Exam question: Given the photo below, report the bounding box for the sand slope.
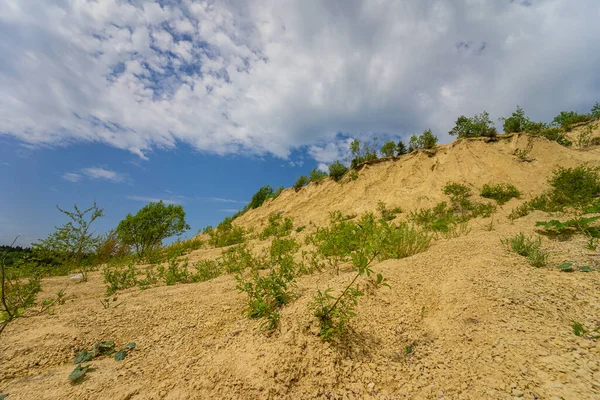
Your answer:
[1,133,600,399]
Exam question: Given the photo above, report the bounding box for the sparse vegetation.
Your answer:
[480,183,521,205]
[410,182,495,232]
[397,140,407,155]
[208,217,246,247]
[294,175,310,191]
[509,166,600,219]
[261,213,294,239]
[408,129,438,151]
[350,138,378,168]
[377,201,402,221]
[310,168,328,185]
[103,263,138,296]
[535,216,600,240]
[502,233,548,267]
[449,111,496,138]
[380,140,397,158]
[328,160,348,182]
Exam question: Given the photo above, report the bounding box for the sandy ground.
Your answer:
[1,132,600,399]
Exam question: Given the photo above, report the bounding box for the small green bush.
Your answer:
[480,183,521,205]
[449,111,496,138]
[219,244,263,273]
[260,213,294,239]
[380,141,397,158]
[313,286,362,342]
[592,102,600,120]
[310,168,328,185]
[208,217,246,247]
[552,111,591,131]
[249,185,274,209]
[293,175,310,191]
[103,263,138,296]
[410,182,495,232]
[350,139,379,168]
[328,161,348,182]
[502,233,548,267]
[157,257,192,285]
[509,166,600,219]
[193,259,222,282]
[376,201,402,221]
[235,262,296,330]
[408,129,438,151]
[501,106,531,133]
[535,216,600,239]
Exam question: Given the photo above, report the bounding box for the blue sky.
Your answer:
[1,0,600,245]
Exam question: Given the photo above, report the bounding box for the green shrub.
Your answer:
[157,257,192,285]
[501,106,531,133]
[294,175,310,191]
[249,185,274,209]
[410,182,495,231]
[1,245,42,334]
[535,216,600,239]
[502,233,548,267]
[261,213,294,239]
[449,111,496,138]
[536,126,572,146]
[208,217,246,247]
[480,183,521,205]
[509,166,600,219]
[310,168,328,185]
[193,259,222,282]
[350,139,379,168]
[219,244,263,273]
[103,263,138,296]
[116,201,189,258]
[235,261,296,330]
[162,238,203,261]
[376,200,402,221]
[408,129,438,151]
[552,111,591,131]
[380,141,397,158]
[328,161,348,182]
[313,286,362,342]
[379,222,432,259]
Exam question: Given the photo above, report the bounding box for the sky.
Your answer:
[1,0,600,245]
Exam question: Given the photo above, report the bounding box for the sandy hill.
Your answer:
[2,131,600,400]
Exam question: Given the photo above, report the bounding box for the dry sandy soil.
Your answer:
[2,131,600,399]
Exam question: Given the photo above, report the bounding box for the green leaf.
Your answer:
[376,273,383,285]
[92,340,115,356]
[114,350,128,361]
[124,342,136,350]
[68,364,91,382]
[74,350,93,364]
[556,263,574,272]
[579,266,594,272]
[0,394,8,400]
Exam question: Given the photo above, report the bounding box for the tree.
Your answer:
[449,111,496,138]
[408,129,438,151]
[328,161,348,182]
[349,138,378,168]
[249,185,274,209]
[33,202,104,280]
[500,106,530,133]
[380,141,397,158]
[397,140,407,155]
[116,201,190,257]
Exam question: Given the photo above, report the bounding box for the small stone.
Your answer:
[512,389,524,397]
[367,382,375,390]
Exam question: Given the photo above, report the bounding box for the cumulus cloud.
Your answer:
[1,0,599,163]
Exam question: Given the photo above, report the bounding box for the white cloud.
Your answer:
[82,167,127,182]
[126,195,178,205]
[220,209,240,213]
[0,162,9,166]
[1,1,599,164]
[62,172,82,183]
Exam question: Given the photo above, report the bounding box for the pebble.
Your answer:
[511,389,524,397]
